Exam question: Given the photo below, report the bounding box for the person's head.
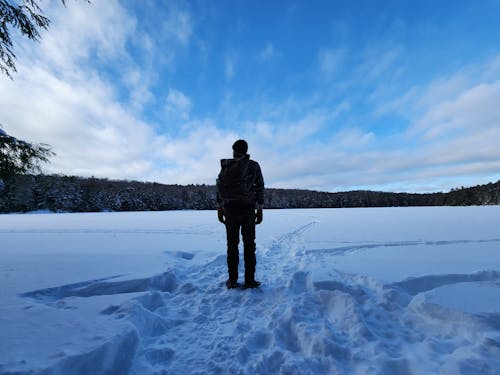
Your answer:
[232,139,248,157]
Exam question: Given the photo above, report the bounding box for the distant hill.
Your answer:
[0,174,499,213]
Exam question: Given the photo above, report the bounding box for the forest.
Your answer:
[1,174,499,213]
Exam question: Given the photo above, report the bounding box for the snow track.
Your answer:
[306,238,500,256]
[12,217,500,375]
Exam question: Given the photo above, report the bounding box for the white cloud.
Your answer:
[0,65,164,179]
[414,74,469,110]
[240,57,500,192]
[153,121,238,185]
[123,68,154,112]
[334,128,375,149]
[32,0,136,70]
[412,81,500,140]
[241,102,350,150]
[0,0,167,180]
[166,89,192,121]
[162,3,193,47]
[329,54,500,191]
[2,1,500,194]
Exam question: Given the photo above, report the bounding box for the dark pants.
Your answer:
[224,206,256,284]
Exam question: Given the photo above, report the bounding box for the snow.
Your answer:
[1,206,499,374]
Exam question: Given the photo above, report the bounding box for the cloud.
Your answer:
[0,0,165,180]
[0,62,169,177]
[32,0,136,70]
[239,55,500,192]
[412,81,500,139]
[162,4,193,47]
[333,128,375,150]
[2,1,500,194]
[153,121,238,184]
[123,68,154,112]
[166,89,192,121]
[328,54,499,191]
[240,101,350,150]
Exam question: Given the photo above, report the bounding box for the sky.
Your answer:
[1,0,500,193]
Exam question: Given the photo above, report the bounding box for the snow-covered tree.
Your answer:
[0,127,53,183]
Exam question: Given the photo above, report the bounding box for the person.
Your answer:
[216,139,264,289]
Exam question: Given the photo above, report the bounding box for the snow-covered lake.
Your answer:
[1,207,499,374]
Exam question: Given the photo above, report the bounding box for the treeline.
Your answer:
[0,174,499,213]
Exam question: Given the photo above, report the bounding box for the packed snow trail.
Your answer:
[16,220,500,375]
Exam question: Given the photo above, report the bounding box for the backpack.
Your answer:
[217,157,254,204]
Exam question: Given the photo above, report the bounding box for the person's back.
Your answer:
[216,140,264,289]
[218,155,263,208]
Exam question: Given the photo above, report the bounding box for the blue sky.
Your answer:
[1,0,500,192]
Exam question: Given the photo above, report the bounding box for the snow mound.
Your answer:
[389,270,500,295]
[39,328,139,375]
[22,271,177,302]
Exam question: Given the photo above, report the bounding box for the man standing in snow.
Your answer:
[216,140,264,289]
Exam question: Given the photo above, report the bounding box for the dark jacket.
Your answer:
[216,154,264,209]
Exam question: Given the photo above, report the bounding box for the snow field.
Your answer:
[1,207,500,374]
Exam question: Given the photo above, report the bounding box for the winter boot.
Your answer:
[226,280,241,289]
[242,280,261,290]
